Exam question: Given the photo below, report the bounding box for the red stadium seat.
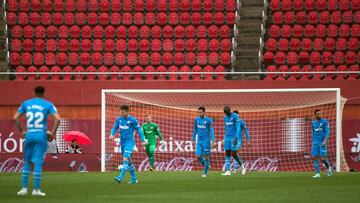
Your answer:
[299,51,310,64]
[197,25,207,38]
[81,39,91,52]
[156,66,167,80]
[288,65,301,80]
[93,26,104,39]
[270,0,280,11]
[180,12,191,25]
[99,13,109,26]
[169,12,179,25]
[128,26,139,39]
[263,52,274,64]
[127,53,138,66]
[209,39,220,52]
[69,39,80,52]
[304,25,315,38]
[6,12,16,25]
[355,11,360,24]
[92,52,103,66]
[192,0,202,12]
[185,25,196,38]
[316,0,327,10]
[143,66,155,80]
[23,39,33,52]
[226,0,236,11]
[209,52,219,66]
[310,52,321,65]
[300,65,312,80]
[203,12,213,25]
[226,12,236,25]
[179,65,190,80]
[201,65,213,80]
[349,65,360,80]
[33,39,44,52]
[266,38,277,52]
[56,52,67,66]
[80,52,91,66]
[315,24,327,38]
[174,52,186,66]
[30,12,41,25]
[334,51,344,65]
[215,65,225,80]
[319,11,330,24]
[175,26,185,38]
[58,25,68,38]
[87,12,98,25]
[27,66,37,80]
[343,11,353,24]
[45,53,56,66]
[97,66,108,81]
[139,52,149,66]
[324,38,336,51]
[62,66,73,80]
[145,13,156,25]
[324,65,336,80]
[84,66,96,81]
[20,0,30,12]
[68,52,79,66]
[110,0,121,12]
[157,12,167,26]
[116,39,126,52]
[221,39,231,52]
[274,52,286,65]
[284,11,295,25]
[264,65,277,80]
[276,65,289,81]
[337,65,348,80]
[151,39,161,52]
[64,12,75,26]
[220,52,231,66]
[269,25,281,38]
[304,0,315,10]
[282,0,292,11]
[23,26,34,39]
[65,0,76,12]
[135,0,144,12]
[151,53,161,66]
[321,51,333,65]
[331,11,341,25]
[50,66,61,80]
[21,52,32,66]
[180,0,191,11]
[11,39,21,52]
[110,13,121,25]
[313,38,324,51]
[197,52,207,66]
[122,13,133,26]
[7,0,18,12]
[73,66,84,80]
[308,11,318,24]
[117,26,127,39]
[151,26,161,39]
[104,39,115,52]
[192,65,202,80]
[340,0,350,10]
[348,38,359,51]
[76,12,86,25]
[70,25,81,39]
[336,38,347,51]
[46,39,56,52]
[281,25,292,38]
[93,39,103,52]
[168,66,179,80]
[345,51,357,65]
[123,0,133,12]
[115,53,126,66]
[185,52,196,66]
[220,25,231,38]
[272,12,283,25]
[163,25,173,38]
[104,52,115,66]
[174,39,185,52]
[121,66,132,80]
[134,13,144,25]
[296,11,306,24]
[301,38,312,51]
[286,52,298,65]
[133,66,144,80]
[105,26,116,39]
[208,25,218,38]
[351,24,360,37]
[162,52,173,66]
[278,38,289,51]
[197,39,207,52]
[109,65,120,80]
[139,39,150,52]
[163,39,174,52]
[191,12,202,25]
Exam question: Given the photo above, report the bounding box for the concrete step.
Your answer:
[239,7,263,17]
[236,50,259,57]
[236,43,259,49]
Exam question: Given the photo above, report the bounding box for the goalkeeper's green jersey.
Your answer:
[142,122,163,144]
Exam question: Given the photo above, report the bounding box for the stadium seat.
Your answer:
[186,52,196,66]
[139,26,150,39]
[310,52,321,65]
[168,66,179,80]
[56,52,67,66]
[93,26,104,39]
[272,12,283,25]
[348,38,359,51]
[151,53,161,66]
[97,65,107,81]
[157,12,167,26]
[316,0,327,10]
[84,66,96,81]
[343,11,353,24]
[351,24,360,37]
[276,65,288,81]
[299,51,310,64]
[220,52,231,66]
[301,65,312,80]
[264,65,277,80]
[27,66,37,80]
[174,39,185,52]
[62,66,73,80]
[220,25,231,38]
[288,65,301,80]
[282,0,292,11]
[208,25,218,38]
[108,65,119,80]
[331,11,342,25]
[30,12,41,25]
[163,25,173,38]
[21,52,32,67]
[209,39,220,52]
[99,13,109,26]
[117,26,127,39]
[274,52,286,65]
[10,39,21,52]
[7,0,18,12]
[128,26,139,39]
[156,66,167,80]
[23,39,33,52]
[203,65,214,80]
[284,11,295,24]
[133,66,143,80]
[270,0,280,11]
[209,52,219,66]
[139,39,150,52]
[123,13,133,26]
[169,12,179,25]
[203,12,213,25]
[192,0,202,12]
[127,53,137,66]
[76,12,86,25]
[104,39,115,52]
[308,11,318,24]
[174,26,185,38]
[313,65,324,80]
[69,25,80,39]
[324,38,336,51]
[139,52,149,66]
[319,11,330,24]
[345,51,357,64]
[313,38,324,51]
[105,26,116,39]
[269,25,281,38]
[151,39,161,52]
[337,65,348,80]
[287,52,298,65]
[349,65,360,80]
[301,38,312,51]
[180,12,191,25]
[192,65,202,80]
[333,51,344,65]
[321,51,333,65]
[80,52,91,66]
[336,38,347,51]
[74,66,85,80]
[122,66,132,80]
[104,52,115,66]
[134,13,144,25]
[92,52,103,66]
[81,39,92,52]
[145,13,156,25]
[197,25,207,38]
[263,52,274,64]
[115,53,126,66]
[69,39,80,52]
[278,38,289,51]
[23,26,34,39]
[64,13,75,26]
[281,25,291,38]
[179,65,191,80]
[50,66,61,80]
[215,65,225,80]
[65,0,76,12]
[180,0,191,11]
[144,66,155,80]
[191,12,202,25]
[68,52,79,66]
[151,26,161,39]
[324,65,336,80]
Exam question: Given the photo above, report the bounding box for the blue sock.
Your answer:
[234,161,239,170]
[128,163,137,180]
[199,156,205,166]
[225,156,231,171]
[118,160,129,180]
[314,159,320,174]
[21,161,31,188]
[33,163,43,189]
[204,159,210,175]
[323,159,330,169]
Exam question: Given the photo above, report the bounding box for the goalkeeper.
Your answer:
[142,114,165,171]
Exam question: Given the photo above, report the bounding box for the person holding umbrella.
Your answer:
[63,131,92,154]
[65,139,83,154]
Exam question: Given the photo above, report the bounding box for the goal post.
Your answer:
[101,89,346,173]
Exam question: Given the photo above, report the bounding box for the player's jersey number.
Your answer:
[26,112,44,129]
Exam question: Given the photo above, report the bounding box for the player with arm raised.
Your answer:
[232,110,250,175]
[142,114,165,171]
[109,105,147,184]
[311,109,332,178]
[15,86,61,196]
[192,107,215,177]
[221,106,244,176]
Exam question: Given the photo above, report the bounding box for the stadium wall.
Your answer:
[0,81,359,172]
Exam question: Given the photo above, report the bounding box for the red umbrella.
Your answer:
[63,131,92,145]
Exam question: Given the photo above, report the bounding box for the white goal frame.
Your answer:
[101,88,342,172]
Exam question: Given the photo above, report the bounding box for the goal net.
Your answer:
[101,89,346,172]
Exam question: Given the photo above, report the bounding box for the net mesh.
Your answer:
[103,90,343,172]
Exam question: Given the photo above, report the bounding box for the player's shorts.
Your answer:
[145,143,156,154]
[24,132,48,165]
[121,140,135,159]
[311,143,328,157]
[195,139,211,156]
[224,139,241,151]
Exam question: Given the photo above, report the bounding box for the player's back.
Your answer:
[195,116,212,140]
[19,97,56,133]
[224,113,239,139]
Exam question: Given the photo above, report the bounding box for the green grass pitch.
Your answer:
[0,172,359,203]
